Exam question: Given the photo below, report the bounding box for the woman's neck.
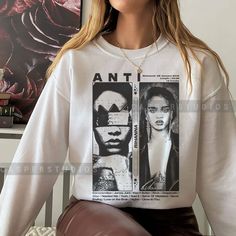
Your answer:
[104,2,160,49]
[149,128,170,144]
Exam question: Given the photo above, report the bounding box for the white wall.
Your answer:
[180,0,236,99]
[81,0,91,24]
[82,0,236,99]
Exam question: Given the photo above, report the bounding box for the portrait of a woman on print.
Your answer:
[93,82,133,191]
[139,83,179,191]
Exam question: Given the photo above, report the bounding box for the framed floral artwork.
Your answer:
[0,0,83,123]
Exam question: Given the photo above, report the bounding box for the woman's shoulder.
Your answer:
[62,40,97,58]
[53,39,99,70]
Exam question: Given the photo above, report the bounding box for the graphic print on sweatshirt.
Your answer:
[92,78,179,196]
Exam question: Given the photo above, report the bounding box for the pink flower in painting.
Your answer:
[0,0,40,16]
[0,0,81,123]
[56,0,81,15]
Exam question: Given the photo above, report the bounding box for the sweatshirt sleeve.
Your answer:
[197,63,236,235]
[0,53,71,236]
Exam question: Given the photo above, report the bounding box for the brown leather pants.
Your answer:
[56,196,202,236]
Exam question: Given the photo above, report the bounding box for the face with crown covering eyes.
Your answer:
[94,90,132,156]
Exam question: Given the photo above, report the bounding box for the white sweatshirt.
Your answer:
[0,33,235,236]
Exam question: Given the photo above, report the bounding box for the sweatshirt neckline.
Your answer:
[93,32,169,59]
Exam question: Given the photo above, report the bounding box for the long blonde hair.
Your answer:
[46,0,229,89]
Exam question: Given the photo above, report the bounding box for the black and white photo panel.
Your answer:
[139,82,179,191]
[93,82,133,191]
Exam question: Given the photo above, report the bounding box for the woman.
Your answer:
[139,85,179,191]
[0,0,235,236]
